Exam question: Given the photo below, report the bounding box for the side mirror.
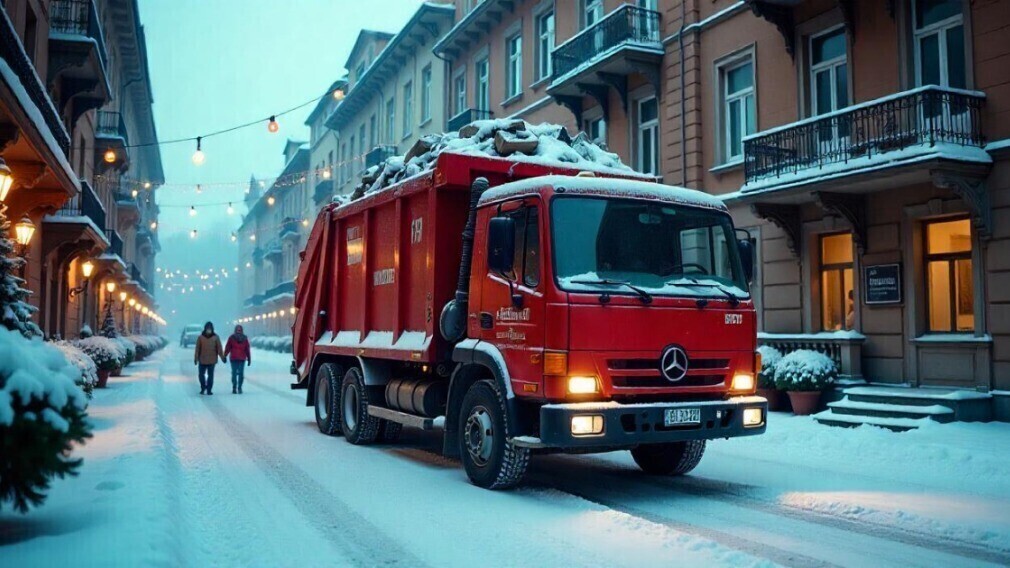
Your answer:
[487,217,516,275]
[738,238,755,283]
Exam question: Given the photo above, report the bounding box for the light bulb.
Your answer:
[267,196,275,206]
[230,232,237,242]
[103,149,116,163]
[267,116,279,133]
[189,206,196,216]
[190,229,197,239]
[226,203,234,215]
[322,169,331,180]
[301,219,309,227]
[192,137,205,166]
[196,184,202,194]
[150,221,157,230]
[144,181,152,189]
[249,234,256,241]
[333,89,345,101]
[245,261,251,268]
[131,189,138,198]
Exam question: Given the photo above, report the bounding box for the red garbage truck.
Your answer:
[291,151,766,489]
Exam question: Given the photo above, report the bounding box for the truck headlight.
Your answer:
[571,415,604,436]
[567,376,598,395]
[731,373,755,392]
[742,407,764,427]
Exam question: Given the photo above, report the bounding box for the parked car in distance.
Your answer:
[180,324,202,347]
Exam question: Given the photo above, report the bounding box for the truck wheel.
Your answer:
[631,441,706,476]
[378,421,402,443]
[341,367,380,445]
[314,363,343,436]
[458,380,530,489]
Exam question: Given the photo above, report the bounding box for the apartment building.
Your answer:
[237,141,308,335]
[1,0,162,339]
[305,78,346,209]
[326,3,455,195]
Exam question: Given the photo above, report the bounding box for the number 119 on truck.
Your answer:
[291,150,767,489]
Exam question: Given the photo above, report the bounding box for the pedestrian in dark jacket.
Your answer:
[224,325,251,394]
[194,321,225,395]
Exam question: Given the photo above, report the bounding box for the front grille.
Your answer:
[613,374,726,388]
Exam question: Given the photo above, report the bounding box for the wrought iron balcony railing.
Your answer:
[50,0,108,66]
[54,180,106,229]
[97,110,128,141]
[551,5,661,81]
[313,179,333,204]
[365,145,398,169]
[447,108,494,133]
[744,86,986,184]
[104,228,123,257]
[264,280,295,300]
[280,217,300,239]
[129,263,149,292]
[0,9,72,156]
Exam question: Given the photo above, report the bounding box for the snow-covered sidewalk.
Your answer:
[2,346,1009,567]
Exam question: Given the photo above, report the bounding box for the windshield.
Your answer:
[551,196,749,298]
[185,325,202,332]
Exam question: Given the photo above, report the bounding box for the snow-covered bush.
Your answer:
[50,341,99,398]
[0,327,91,512]
[773,350,837,392]
[73,336,125,372]
[756,345,783,389]
[114,337,135,367]
[79,324,93,338]
[0,213,41,339]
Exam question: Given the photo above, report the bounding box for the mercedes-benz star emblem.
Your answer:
[660,346,689,382]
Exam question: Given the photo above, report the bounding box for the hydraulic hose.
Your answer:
[440,176,489,342]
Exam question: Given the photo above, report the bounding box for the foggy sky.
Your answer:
[139,0,424,330]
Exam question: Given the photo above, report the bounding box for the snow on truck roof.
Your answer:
[479,175,728,212]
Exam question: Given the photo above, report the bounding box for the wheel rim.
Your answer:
[316,378,329,421]
[343,383,358,431]
[464,405,494,467]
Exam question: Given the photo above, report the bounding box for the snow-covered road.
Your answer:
[3,346,1010,567]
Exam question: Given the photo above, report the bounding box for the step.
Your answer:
[827,398,955,423]
[843,386,992,421]
[813,409,931,432]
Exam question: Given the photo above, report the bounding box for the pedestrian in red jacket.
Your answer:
[224,325,251,394]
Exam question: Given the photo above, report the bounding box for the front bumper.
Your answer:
[537,396,767,449]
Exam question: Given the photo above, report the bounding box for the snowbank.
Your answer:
[49,340,99,397]
[249,335,292,354]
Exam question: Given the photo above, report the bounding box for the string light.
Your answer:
[322,168,331,179]
[267,196,275,206]
[249,234,256,241]
[192,137,205,165]
[189,206,197,216]
[226,203,234,215]
[103,149,116,163]
[333,89,345,100]
[301,219,309,227]
[196,184,202,194]
[190,229,197,238]
[267,116,279,133]
[131,188,139,198]
[230,232,237,242]
[149,221,158,230]
[143,181,152,189]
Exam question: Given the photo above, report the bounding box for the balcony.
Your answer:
[280,217,300,241]
[48,0,111,116]
[244,293,265,308]
[264,280,295,302]
[114,186,141,225]
[128,263,149,293]
[313,179,333,204]
[43,180,107,251]
[447,109,494,133]
[365,145,397,169]
[104,229,123,258]
[547,5,662,123]
[95,110,129,168]
[264,239,283,261]
[742,86,987,192]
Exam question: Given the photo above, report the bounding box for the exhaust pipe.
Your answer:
[440,176,489,342]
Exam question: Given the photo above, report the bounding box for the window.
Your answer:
[636,96,659,176]
[402,82,413,137]
[502,206,540,288]
[914,0,966,89]
[454,73,467,115]
[506,33,523,99]
[820,233,854,331]
[476,57,490,111]
[349,135,355,176]
[719,56,756,163]
[23,6,37,62]
[810,27,848,116]
[357,126,366,172]
[536,9,555,80]
[385,97,396,143]
[421,65,432,122]
[584,116,606,146]
[925,218,974,332]
[369,114,377,148]
[355,62,366,86]
[584,0,603,28]
[339,143,347,185]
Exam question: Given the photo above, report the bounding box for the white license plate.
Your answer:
[664,408,701,426]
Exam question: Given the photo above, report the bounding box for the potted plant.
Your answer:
[73,337,123,388]
[773,349,837,415]
[755,345,787,411]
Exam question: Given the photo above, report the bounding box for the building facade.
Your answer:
[1,0,162,340]
[305,78,346,210]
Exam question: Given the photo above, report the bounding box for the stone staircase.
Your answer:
[813,386,992,431]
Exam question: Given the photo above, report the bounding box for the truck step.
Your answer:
[367,405,444,431]
[812,409,930,432]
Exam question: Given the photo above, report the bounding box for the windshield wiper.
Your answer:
[667,277,741,307]
[571,278,653,304]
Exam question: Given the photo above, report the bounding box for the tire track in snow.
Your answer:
[151,355,188,567]
[202,396,426,567]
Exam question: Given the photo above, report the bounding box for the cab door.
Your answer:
[479,199,545,394]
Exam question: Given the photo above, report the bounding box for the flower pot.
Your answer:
[756,387,788,411]
[787,391,822,415]
[96,369,110,388]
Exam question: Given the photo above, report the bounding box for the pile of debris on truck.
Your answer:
[342,119,634,202]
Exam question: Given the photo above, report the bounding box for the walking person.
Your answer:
[194,321,224,395]
[224,324,251,394]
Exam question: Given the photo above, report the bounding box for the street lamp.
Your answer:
[0,157,14,201]
[14,216,35,248]
[119,291,128,333]
[69,260,95,336]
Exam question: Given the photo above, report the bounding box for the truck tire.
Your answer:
[631,441,706,476]
[458,380,530,489]
[341,367,380,445]
[314,363,343,436]
[378,421,402,443]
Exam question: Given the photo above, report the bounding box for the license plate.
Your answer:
[664,408,701,426]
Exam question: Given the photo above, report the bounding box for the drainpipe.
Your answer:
[678,0,688,187]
